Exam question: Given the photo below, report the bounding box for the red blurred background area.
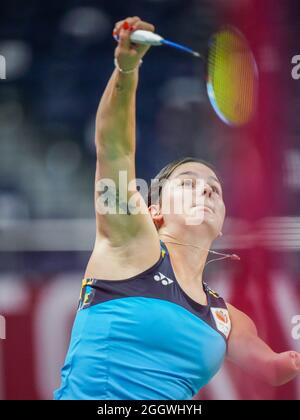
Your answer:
[0,0,300,400]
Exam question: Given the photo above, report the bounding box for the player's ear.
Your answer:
[148,204,163,229]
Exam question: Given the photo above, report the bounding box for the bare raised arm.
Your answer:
[94,17,159,251]
[226,303,300,386]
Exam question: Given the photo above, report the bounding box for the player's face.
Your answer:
[159,162,226,238]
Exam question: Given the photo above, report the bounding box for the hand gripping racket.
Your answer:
[114,27,258,126]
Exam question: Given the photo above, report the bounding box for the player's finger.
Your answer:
[131,21,155,33]
[113,17,141,38]
[118,27,132,51]
[114,16,141,30]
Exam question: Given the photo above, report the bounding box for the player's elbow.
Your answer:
[96,136,134,162]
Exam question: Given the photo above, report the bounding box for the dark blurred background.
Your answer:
[0,0,299,400]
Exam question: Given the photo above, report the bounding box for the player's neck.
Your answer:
[159,230,212,288]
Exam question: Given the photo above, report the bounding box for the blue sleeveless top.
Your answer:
[54,241,231,400]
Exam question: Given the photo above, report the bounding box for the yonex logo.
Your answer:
[153,272,174,286]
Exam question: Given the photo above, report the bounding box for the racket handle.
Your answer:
[113,30,201,58]
[130,30,164,45]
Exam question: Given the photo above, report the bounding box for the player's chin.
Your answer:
[182,214,215,230]
[192,214,221,239]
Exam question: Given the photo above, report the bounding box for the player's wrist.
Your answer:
[114,57,143,74]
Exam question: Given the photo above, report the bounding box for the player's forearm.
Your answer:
[95,67,139,159]
[228,333,279,385]
[228,334,300,386]
[227,304,300,387]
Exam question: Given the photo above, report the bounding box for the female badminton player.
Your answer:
[54,17,300,400]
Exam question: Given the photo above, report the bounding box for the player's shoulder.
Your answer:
[225,302,257,335]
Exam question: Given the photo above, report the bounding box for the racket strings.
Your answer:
[208,28,257,125]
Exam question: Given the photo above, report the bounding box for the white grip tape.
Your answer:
[130,30,163,46]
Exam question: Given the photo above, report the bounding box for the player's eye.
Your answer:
[181,179,194,187]
[212,185,220,195]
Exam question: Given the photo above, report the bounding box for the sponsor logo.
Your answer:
[154,272,174,286]
[211,307,231,338]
